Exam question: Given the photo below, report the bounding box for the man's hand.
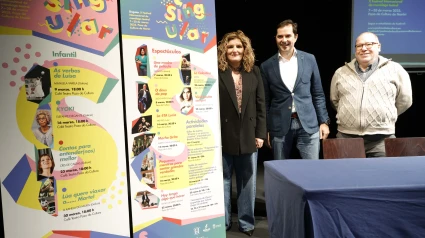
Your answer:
[320,124,330,139]
[266,132,272,148]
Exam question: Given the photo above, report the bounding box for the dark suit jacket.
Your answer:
[219,66,267,155]
[260,50,329,139]
[138,90,152,108]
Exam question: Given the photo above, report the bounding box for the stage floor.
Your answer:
[227,159,270,238]
[226,214,269,238]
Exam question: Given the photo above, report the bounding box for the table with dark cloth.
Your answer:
[264,157,425,238]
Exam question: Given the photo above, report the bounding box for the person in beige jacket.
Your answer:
[330,32,412,157]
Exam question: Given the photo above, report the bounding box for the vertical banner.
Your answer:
[0,0,130,237]
[119,0,226,237]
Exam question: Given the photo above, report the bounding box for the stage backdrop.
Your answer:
[0,0,131,237]
[119,0,226,237]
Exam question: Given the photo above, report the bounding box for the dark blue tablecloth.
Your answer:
[264,157,425,238]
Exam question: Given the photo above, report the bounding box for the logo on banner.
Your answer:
[193,227,200,235]
[203,224,210,232]
[164,0,209,44]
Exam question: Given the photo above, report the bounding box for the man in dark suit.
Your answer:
[260,19,330,160]
[138,83,152,113]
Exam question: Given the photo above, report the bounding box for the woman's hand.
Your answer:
[255,138,264,148]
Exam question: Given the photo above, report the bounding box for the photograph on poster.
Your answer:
[131,115,152,134]
[32,109,53,146]
[141,151,155,172]
[135,44,149,76]
[39,195,56,215]
[141,171,155,188]
[179,87,194,115]
[39,177,55,197]
[137,82,153,113]
[132,133,155,158]
[36,148,55,181]
[38,177,56,215]
[135,191,159,209]
[181,53,191,85]
[24,65,51,104]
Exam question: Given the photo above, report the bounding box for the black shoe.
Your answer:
[240,228,255,236]
[226,223,232,231]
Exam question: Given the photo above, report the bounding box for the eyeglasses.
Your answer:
[355,42,379,50]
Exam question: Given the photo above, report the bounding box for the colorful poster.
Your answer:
[120,0,226,237]
[0,0,130,237]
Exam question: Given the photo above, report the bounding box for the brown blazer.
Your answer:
[219,66,267,155]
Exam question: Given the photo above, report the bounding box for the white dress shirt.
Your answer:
[278,49,298,113]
